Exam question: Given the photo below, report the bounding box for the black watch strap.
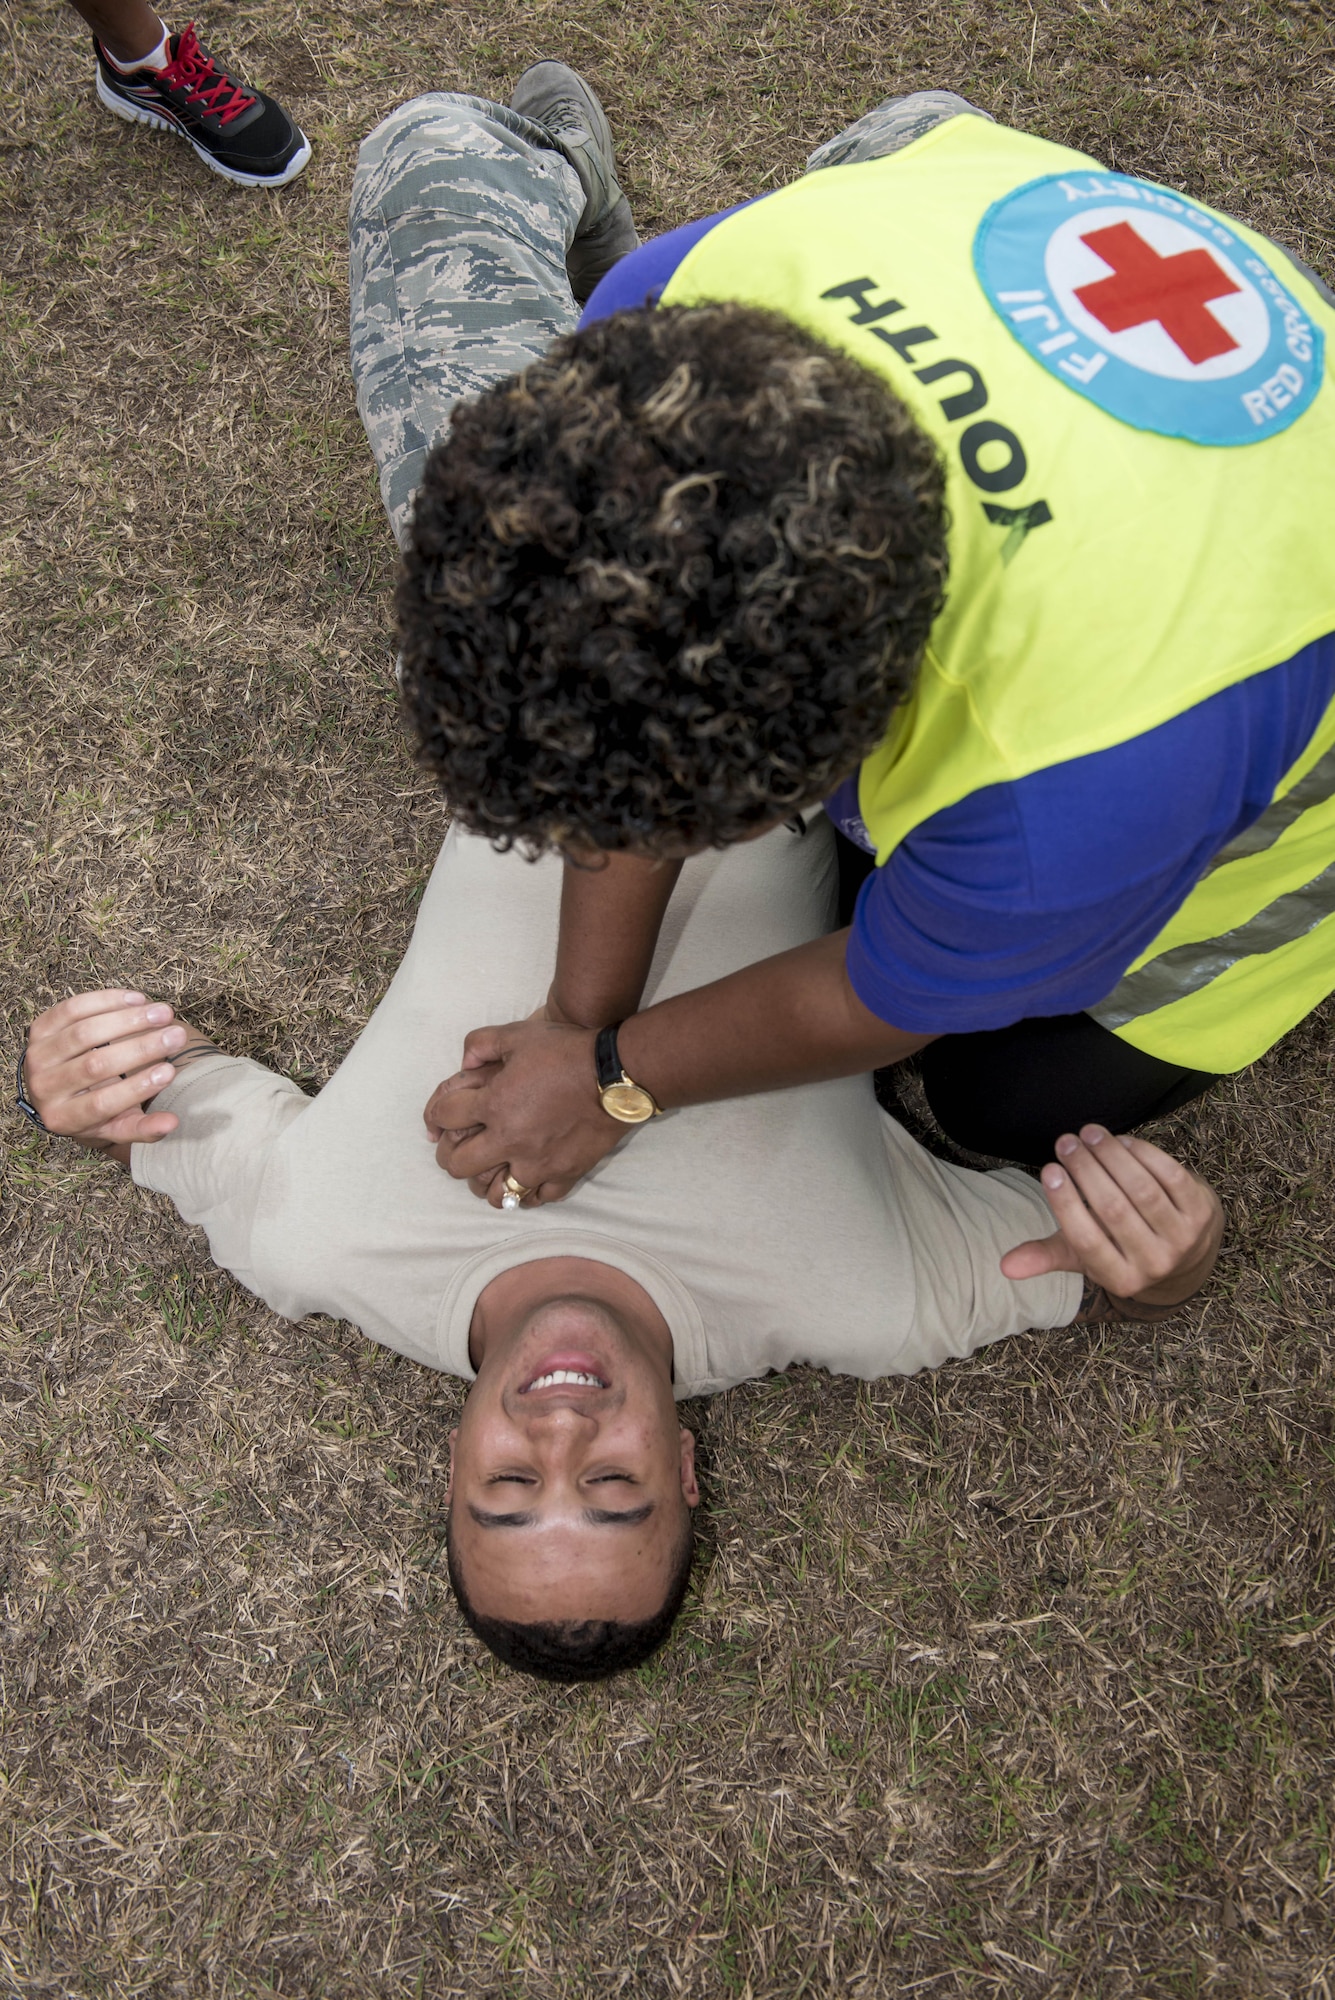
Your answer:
[15,1038,48,1134]
[594,1021,625,1091]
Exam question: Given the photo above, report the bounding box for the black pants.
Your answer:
[834,829,1216,1169]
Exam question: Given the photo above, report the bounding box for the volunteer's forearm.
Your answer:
[617,927,932,1105]
[550,851,684,1028]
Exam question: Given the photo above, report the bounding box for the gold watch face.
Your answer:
[600,1081,658,1124]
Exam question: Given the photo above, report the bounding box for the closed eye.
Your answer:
[486,1473,537,1485]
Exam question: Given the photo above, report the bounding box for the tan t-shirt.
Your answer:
[133,816,1079,1394]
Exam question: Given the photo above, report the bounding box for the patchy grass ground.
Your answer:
[2,0,1334,1993]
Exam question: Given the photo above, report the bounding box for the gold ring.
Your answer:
[501,1174,532,1211]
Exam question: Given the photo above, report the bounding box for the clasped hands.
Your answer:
[424,1003,625,1210]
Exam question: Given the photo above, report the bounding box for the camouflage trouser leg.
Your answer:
[349,93,585,546]
[805,88,993,173]
[347,87,993,546]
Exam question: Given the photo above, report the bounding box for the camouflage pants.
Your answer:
[348,87,989,546]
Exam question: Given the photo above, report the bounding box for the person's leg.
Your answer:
[919,1013,1216,1168]
[805,80,1335,314]
[805,87,994,175]
[67,0,163,66]
[71,0,310,188]
[349,94,587,546]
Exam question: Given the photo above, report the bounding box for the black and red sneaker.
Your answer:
[94,22,310,188]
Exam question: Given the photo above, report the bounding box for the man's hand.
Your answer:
[424,1017,625,1207]
[1000,1125,1223,1318]
[23,990,196,1154]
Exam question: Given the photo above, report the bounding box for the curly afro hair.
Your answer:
[397,301,948,854]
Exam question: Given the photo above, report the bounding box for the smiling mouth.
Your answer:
[521,1367,608,1393]
[515,1352,611,1400]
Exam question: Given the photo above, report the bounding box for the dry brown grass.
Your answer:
[2,0,1334,1993]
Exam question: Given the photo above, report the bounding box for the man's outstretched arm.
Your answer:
[22,990,216,1166]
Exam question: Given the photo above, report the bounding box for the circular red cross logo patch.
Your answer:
[974,171,1322,444]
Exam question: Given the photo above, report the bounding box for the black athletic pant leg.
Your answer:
[832,825,1217,1167]
[918,1016,1216,1167]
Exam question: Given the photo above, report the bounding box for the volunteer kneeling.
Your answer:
[366,73,1335,1194]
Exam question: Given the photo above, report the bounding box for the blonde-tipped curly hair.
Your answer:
[397,301,948,855]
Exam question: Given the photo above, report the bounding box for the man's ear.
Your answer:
[678,1428,700,1508]
[445,1425,458,1503]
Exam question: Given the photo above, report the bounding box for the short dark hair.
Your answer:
[398,301,947,856]
[445,1506,694,1683]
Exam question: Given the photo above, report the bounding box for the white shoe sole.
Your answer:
[96,68,311,188]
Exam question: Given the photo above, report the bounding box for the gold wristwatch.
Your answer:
[594,1022,663,1125]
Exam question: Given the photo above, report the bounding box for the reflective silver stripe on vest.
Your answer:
[1090,854,1335,1031]
[1205,738,1335,873]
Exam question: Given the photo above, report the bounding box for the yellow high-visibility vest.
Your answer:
[660,115,1335,1070]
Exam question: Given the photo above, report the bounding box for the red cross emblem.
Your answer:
[1074,221,1242,364]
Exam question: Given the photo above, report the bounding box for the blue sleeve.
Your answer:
[579,204,755,325]
[844,635,1335,1033]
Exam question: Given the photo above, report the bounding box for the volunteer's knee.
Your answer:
[806,87,993,173]
[351,91,541,243]
[355,90,497,186]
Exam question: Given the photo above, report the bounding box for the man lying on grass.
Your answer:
[20,812,1220,1684]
